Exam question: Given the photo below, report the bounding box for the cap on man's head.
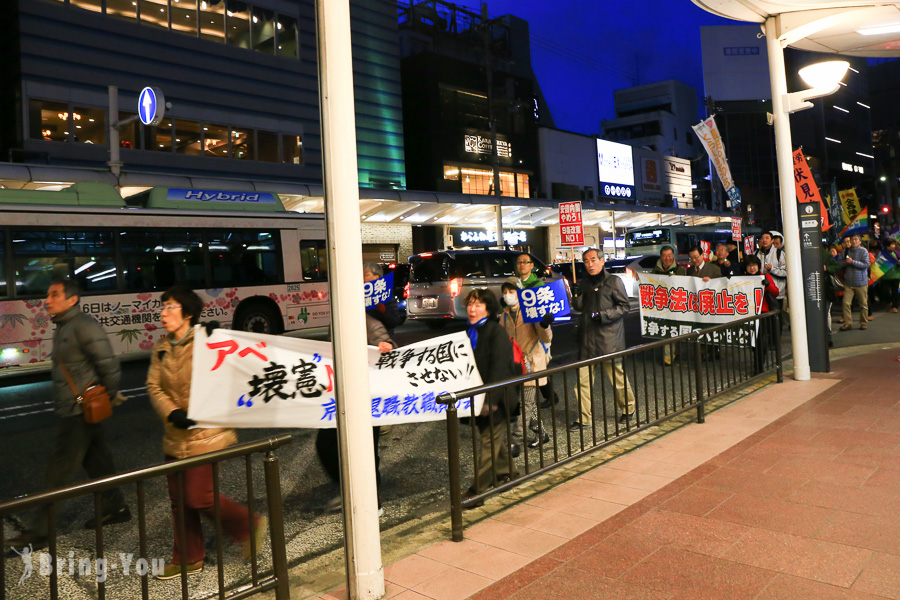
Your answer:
[769,231,783,240]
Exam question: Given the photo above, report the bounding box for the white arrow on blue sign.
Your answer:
[138,87,166,126]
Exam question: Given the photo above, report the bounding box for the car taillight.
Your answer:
[625,267,634,278]
[403,282,409,299]
[449,278,461,298]
[419,253,433,258]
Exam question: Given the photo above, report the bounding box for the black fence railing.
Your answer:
[438,311,783,541]
[1,435,293,600]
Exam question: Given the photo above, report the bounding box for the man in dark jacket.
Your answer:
[570,248,635,431]
[686,245,723,280]
[714,243,741,277]
[651,246,684,365]
[8,279,129,549]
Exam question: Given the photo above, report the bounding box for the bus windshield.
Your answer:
[625,229,670,247]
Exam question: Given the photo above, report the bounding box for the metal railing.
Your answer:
[1,435,293,600]
[439,311,783,541]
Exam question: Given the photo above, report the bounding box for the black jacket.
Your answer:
[572,270,630,360]
[471,318,518,425]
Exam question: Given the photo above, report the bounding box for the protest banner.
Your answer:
[516,278,571,323]
[869,251,899,285]
[700,240,711,261]
[364,271,393,309]
[838,207,868,239]
[558,201,584,246]
[188,328,483,428]
[744,235,755,256]
[692,116,742,209]
[839,188,862,226]
[732,217,741,242]
[638,274,764,346]
[792,148,830,230]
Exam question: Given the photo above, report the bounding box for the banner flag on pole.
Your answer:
[839,188,863,226]
[791,148,830,230]
[837,207,868,239]
[692,116,742,210]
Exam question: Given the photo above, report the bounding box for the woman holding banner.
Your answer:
[500,282,553,449]
[463,288,519,505]
[146,286,266,580]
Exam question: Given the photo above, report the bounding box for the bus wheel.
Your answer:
[235,303,283,334]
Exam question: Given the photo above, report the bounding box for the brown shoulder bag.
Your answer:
[60,363,113,424]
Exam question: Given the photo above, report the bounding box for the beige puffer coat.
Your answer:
[147,328,237,459]
[500,307,552,386]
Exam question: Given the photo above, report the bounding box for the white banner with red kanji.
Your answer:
[188,328,483,428]
[638,274,764,346]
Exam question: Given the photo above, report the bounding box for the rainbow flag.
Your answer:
[838,207,868,239]
[869,251,899,285]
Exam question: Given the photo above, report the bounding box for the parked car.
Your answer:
[551,255,656,298]
[406,249,564,327]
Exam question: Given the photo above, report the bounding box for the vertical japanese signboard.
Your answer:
[692,115,741,210]
[732,217,742,242]
[559,201,584,246]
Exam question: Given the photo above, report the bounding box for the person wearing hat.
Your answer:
[771,231,784,251]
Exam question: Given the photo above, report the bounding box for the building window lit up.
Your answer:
[443,165,530,198]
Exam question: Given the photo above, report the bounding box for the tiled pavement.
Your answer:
[321,348,900,600]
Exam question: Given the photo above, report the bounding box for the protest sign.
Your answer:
[792,148,830,230]
[364,271,393,309]
[744,236,755,256]
[516,279,571,323]
[732,217,741,242]
[189,328,483,428]
[638,274,764,346]
[693,116,741,209]
[700,240,711,261]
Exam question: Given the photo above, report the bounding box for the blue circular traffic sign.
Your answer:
[138,87,165,126]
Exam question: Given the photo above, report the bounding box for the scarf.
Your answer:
[467,317,488,349]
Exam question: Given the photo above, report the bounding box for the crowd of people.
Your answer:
[8,232,898,560]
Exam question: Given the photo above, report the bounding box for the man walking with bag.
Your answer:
[7,278,130,550]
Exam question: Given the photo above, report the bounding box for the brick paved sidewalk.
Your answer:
[321,347,900,600]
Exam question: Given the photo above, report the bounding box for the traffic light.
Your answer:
[882,206,890,214]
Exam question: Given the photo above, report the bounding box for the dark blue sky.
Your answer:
[453,0,736,135]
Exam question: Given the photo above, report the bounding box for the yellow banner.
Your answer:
[839,188,861,226]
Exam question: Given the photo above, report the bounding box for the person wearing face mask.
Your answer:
[500,282,553,449]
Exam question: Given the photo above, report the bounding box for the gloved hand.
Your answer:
[203,321,221,336]
[590,311,604,324]
[168,409,196,430]
[761,277,768,286]
[570,283,581,298]
[540,312,554,329]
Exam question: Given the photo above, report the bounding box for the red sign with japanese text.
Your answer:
[700,240,711,261]
[559,201,584,247]
[744,235,755,256]
[792,148,830,230]
[732,217,742,242]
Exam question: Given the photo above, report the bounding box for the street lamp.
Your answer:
[783,60,850,114]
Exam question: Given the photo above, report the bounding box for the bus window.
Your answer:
[300,240,321,281]
[12,231,116,296]
[209,230,280,287]
[121,230,204,291]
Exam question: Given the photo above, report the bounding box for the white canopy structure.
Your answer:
[691,0,900,381]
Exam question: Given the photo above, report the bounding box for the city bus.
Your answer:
[0,182,328,369]
[624,223,763,263]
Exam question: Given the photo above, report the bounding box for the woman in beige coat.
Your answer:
[500,282,553,449]
[147,285,265,580]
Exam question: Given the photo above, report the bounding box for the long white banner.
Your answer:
[188,328,483,428]
[638,274,764,346]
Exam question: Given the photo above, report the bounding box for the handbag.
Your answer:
[60,363,113,424]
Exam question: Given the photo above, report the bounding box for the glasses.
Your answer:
[516,260,532,265]
[161,304,182,312]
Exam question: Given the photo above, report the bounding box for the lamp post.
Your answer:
[764,16,849,381]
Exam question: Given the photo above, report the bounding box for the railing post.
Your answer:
[774,313,784,383]
[439,392,464,542]
[263,450,291,600]
[693,337,705,424]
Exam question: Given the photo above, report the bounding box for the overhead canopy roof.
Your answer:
[0,164,730,231]
[692,1,900,56]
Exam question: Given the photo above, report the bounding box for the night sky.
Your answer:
[452,0,736,135]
